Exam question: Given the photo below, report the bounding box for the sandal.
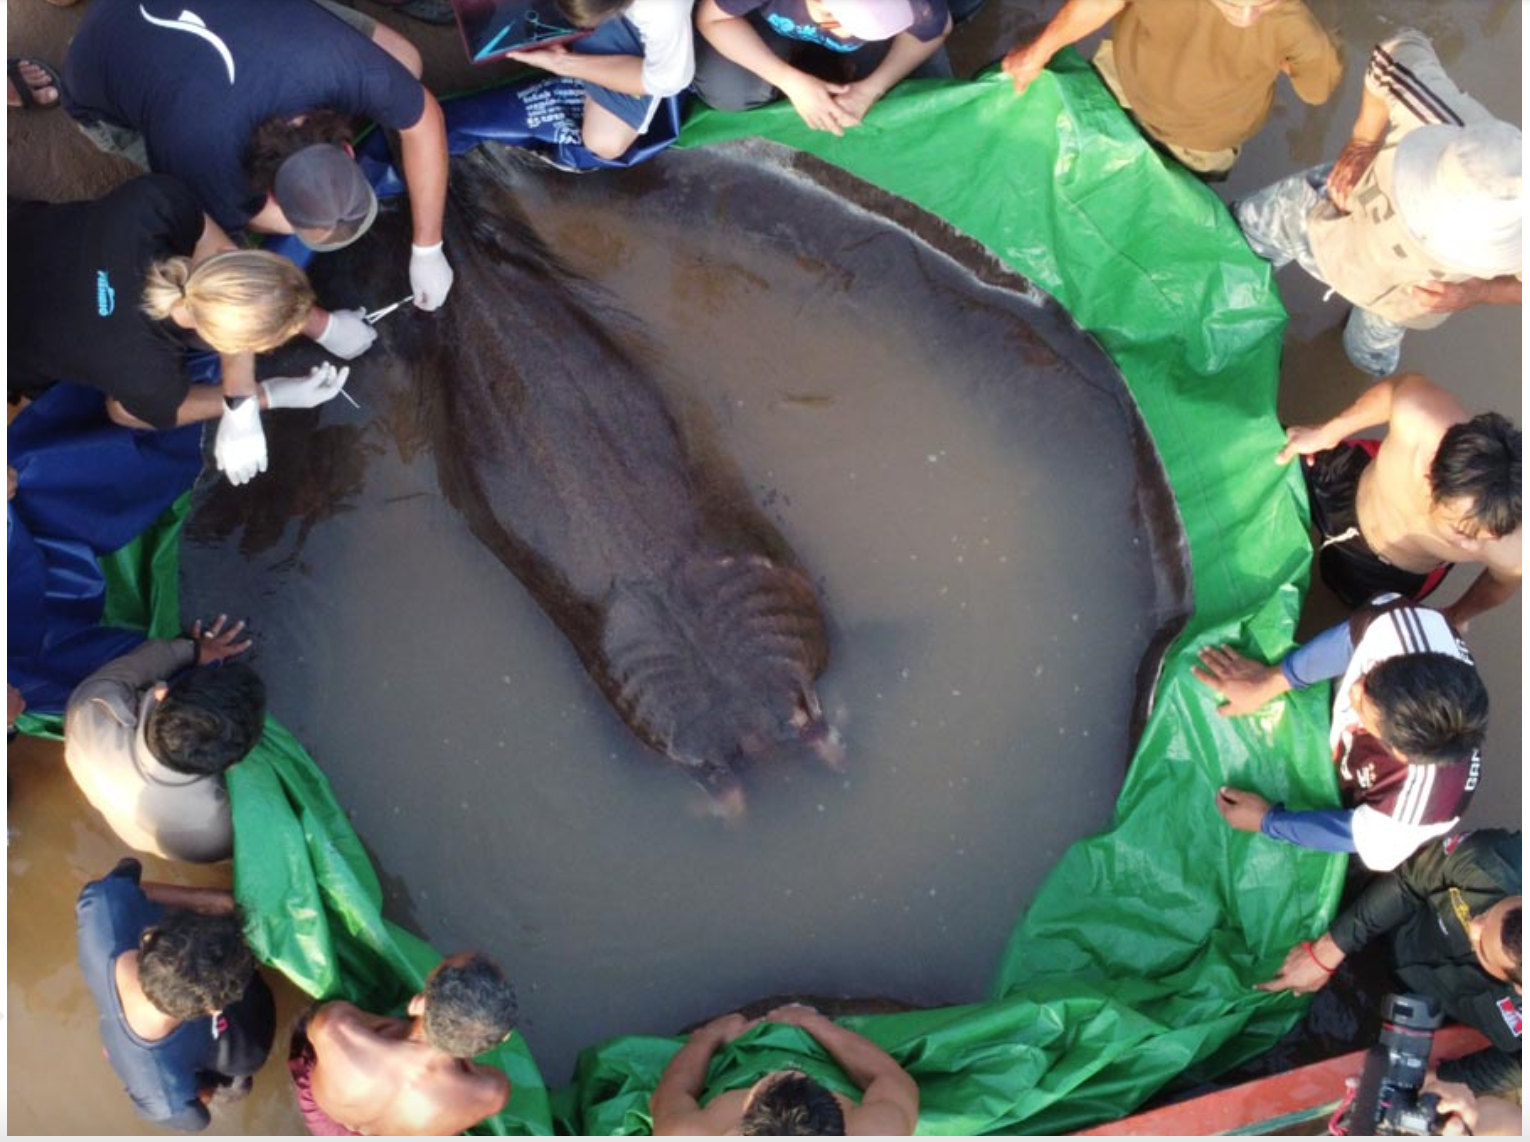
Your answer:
[7,57,64,111]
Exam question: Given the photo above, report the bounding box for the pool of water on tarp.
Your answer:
[178,144,1182,1084]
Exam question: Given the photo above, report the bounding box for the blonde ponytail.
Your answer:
[141,250,316,354]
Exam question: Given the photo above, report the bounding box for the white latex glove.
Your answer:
[261,363,352,410]
[409,242,454,311]
[214,398,267,487]
[313,308,378,360]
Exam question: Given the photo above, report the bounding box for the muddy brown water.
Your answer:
[177,140,1184,1085]
[7,0,1520,1133]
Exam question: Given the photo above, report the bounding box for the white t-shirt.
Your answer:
[628,0,697,96]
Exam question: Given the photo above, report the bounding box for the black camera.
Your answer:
[1337,993,1444,1136]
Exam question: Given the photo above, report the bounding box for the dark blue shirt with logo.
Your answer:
[8,175,204,429]
[717,0,950,51]
[63,0,425,231]
[76,863,216,1132]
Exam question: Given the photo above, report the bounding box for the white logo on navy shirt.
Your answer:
[96,271,116,316]
[138,6,236,84]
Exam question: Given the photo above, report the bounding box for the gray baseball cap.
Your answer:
[273,143,379,253]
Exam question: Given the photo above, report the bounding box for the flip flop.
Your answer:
[7,57,64,111]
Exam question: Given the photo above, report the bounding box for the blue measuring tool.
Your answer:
[472,8,579,60]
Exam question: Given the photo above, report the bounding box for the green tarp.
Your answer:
[32,55,1347,1135]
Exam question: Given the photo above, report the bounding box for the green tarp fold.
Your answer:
[35,54,1347,1135]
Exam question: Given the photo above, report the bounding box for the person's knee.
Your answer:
[583,116,638,161]
[372,23,424,79]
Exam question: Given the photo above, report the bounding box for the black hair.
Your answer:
[1363,653,1488,767]
[138,910,255,1022]
[244,110,357,196]
[423,955,518,1058]
[144,663,267,776]
[1429,413,1522,539]
[554,0,633,27]
[1503,905,1522,987]
[740,1073,846,1136]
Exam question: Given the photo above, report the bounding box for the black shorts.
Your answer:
[1303,441,1451,608]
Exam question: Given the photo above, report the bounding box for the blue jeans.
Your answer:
[1236,163,1407,377]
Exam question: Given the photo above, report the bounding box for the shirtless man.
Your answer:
[1278,373,1521,627]
[291,952,517,1136]
[650,1003,919,1135]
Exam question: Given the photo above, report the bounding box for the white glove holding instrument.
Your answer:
[261,363,352,410]
[214,397,267,487]
[409,242,454,311]
[313,308,378,359]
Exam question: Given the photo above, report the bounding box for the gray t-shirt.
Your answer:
[63,639,234,863]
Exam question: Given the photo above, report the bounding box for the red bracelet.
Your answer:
[1303,940,1337,974]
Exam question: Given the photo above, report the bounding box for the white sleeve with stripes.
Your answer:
[1365,29,1493,133]
[1351,803,1456,872]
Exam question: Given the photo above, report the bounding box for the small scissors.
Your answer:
[364,294,415,324]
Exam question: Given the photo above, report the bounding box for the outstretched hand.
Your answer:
[762,1003,824,1029]
[780,72,857,136]
[1001,42,1048,95]
[1274,424,1332,465]
[1215,786,1271,833]
[1255,937,1341,994]
[191,614,252,666]
[693,1012,759,1046]
[1191,645,1285,717]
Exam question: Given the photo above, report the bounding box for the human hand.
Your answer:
[1410,278,1490,314]
[1216,786,1271,833]
[7,466,16,501]
[1001,41,1049,96]
[7,684,25,730]
[1325,137,1381,211]
[262,363,351,411]
[214,398,267,486]
[190,614,252,666]
[1423,1075,1479,1136]
[779,71,856,136]
[1255,936,1342,994]
[1191,645,1285,717]
[693,1012,757,1046]
[831,81,881,128]
[314,308,379,360]
[503,43,577,76]
[410,242,454,310]
[763,1003,824,1029]
[1275,424,1334,465]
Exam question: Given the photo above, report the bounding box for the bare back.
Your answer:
[1357,380,1521,577]
[307,1003,509,1136]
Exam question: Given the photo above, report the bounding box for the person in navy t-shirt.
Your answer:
[695,0,953,135]
[76,859,275,1132]
[63,0,453,312]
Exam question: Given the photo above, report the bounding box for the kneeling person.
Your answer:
[651,1003,919,1134]
[292,952,517,1136]
[1277,373,1520,627]
[77,859,275,1132]
[1259,829,1520,1097]
[502,0,696,162]
[64,616,263,864]
[1195,596,1488,870]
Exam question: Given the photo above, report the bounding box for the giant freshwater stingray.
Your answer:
[182,139,1191,1074]
[396,147,838,812]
